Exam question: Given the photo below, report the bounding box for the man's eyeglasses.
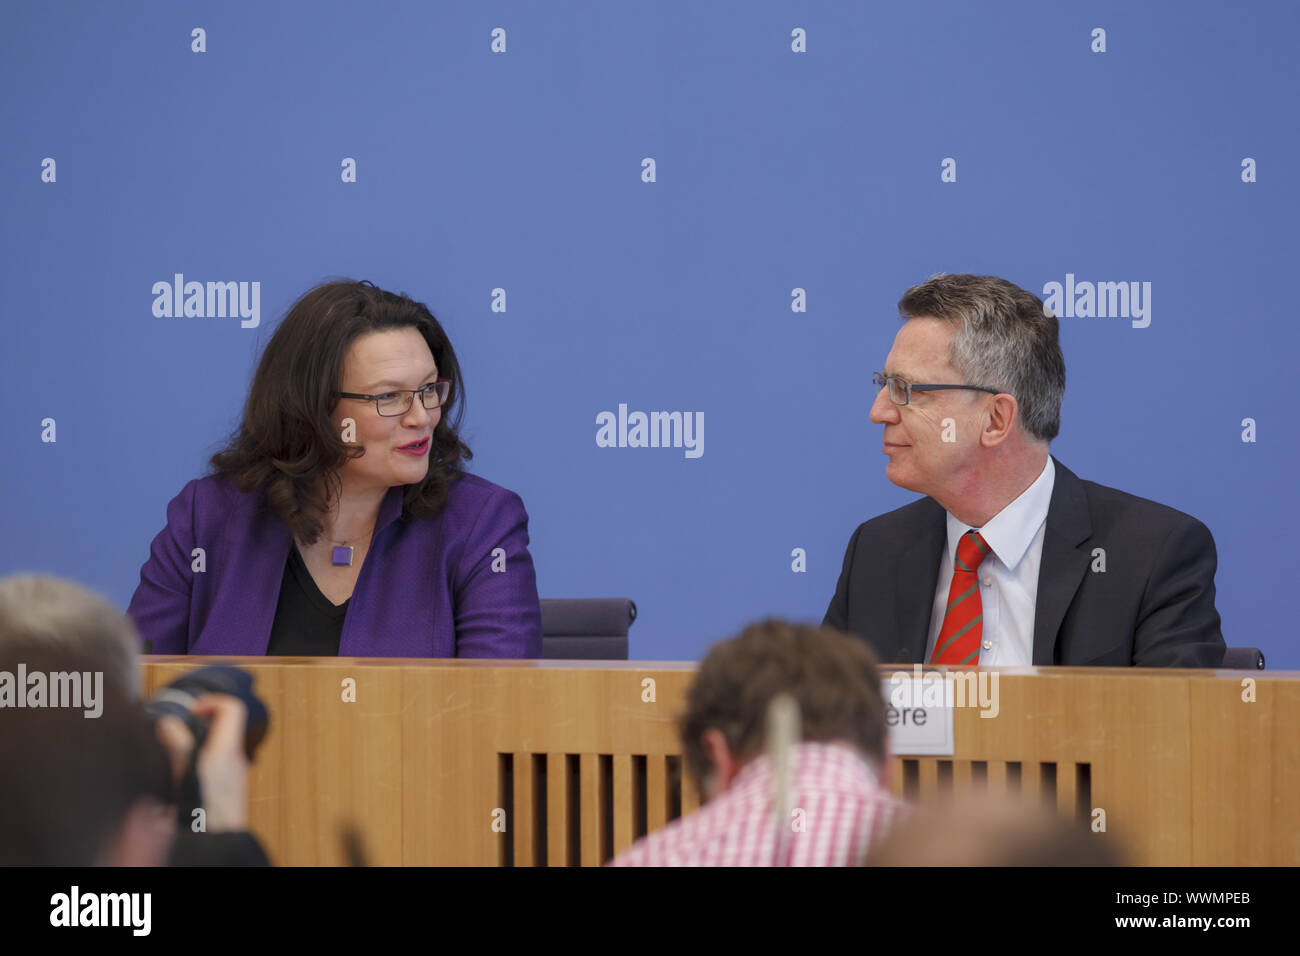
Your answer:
[872,372,999,407]
[338,379,450,417]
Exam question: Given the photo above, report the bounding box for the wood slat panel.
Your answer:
[1057,762,1078,821]
[646,755,669,833]
[546,752,569,867]
[986,761,1007,799]
[612,754,634,856]
[579,753,604,867]
[917,757,939,798]
[1020,761,1042,802]
[512,753,535,867]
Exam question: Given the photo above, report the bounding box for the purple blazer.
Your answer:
[126,472,542,658]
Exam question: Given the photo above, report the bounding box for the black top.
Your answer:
[265,547,349,656]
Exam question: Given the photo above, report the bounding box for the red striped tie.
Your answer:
[929,530,991,666]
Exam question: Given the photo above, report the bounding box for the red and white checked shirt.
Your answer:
[606,742,903,867]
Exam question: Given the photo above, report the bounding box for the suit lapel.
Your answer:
[894,501,947,663]
[1032,457,1094,665]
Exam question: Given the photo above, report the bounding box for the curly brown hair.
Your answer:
[679,619,887,790]
[209,279,472,545]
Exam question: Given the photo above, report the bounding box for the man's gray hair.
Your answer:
[898,274,1066,443]
[0,574,141,697]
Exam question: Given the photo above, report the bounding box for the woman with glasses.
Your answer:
[127,280,542,658]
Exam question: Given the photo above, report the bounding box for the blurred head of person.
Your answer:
[0,574,264,864]
[0,573,140,697]
[866,793,1124,866]
[0,637,173,865]
[210,279,471,545]
[679,619,888,802]
[869,274,1065,523]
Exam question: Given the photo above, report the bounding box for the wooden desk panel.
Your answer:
[141,660,1300,866]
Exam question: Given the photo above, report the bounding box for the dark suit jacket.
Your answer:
[823,457,1226,667]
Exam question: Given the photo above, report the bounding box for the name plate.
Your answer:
[880,668,1000,756]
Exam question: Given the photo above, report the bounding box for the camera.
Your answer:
[144,664,269,761]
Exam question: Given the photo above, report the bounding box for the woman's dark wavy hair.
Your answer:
[209,279,471,545]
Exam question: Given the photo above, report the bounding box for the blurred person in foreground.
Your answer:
[0,574,267,865]
[607,619,904,866]
[128,280,542,658]
[826,273,1225,667]
[867,793,1124,866]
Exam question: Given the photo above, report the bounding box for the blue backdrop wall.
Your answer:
[3,1,1297,665]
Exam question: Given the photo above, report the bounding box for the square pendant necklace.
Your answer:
[326,526,374,567]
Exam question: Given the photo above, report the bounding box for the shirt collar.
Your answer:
[945,456,1055,572]
[728,741,879,795]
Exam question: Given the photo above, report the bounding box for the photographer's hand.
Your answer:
[154,714,196,786]
[189,693,251,832]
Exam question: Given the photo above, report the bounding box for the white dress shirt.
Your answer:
[923,457,1055,667]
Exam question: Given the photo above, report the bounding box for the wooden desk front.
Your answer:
[140,659,1300,866]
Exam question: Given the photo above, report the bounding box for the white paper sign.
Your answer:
[879,669,1000,756]
[883,671,1003,754]
[881,675,955,755]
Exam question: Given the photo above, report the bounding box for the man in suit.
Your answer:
[824,274,1225,667]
